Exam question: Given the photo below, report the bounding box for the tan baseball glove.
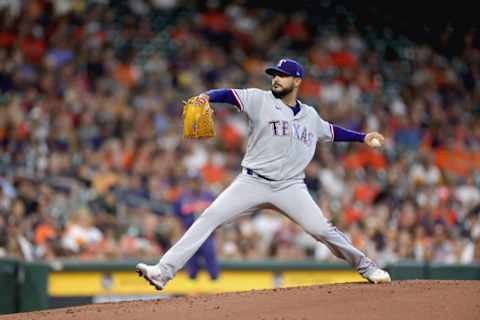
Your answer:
[182,95,215,139]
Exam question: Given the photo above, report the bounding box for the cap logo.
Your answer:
[278,59,286,67]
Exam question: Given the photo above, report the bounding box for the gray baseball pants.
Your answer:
[159,171,376,279]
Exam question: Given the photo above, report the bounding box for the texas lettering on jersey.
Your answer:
[233,88,333,180]
[268,120,314,147]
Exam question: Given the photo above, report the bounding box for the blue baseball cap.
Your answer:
[265,58,304,78]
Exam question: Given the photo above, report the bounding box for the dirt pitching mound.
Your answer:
[3,280,480,320]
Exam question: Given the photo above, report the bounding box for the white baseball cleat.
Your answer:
[136,263,170,290]
[364,268,391,284]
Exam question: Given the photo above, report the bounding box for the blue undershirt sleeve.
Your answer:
[332,125,366,142]
[206,89,241,110]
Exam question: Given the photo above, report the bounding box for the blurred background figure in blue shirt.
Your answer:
[173,175,219,280]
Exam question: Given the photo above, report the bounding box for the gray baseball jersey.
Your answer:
[232,88,333,180]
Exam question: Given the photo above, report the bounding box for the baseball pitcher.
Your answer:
[136,58,391,289]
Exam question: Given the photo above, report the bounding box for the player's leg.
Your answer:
[271,182,390,283]
[136,174,268,289]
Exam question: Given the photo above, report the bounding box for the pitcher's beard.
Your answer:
[271,86,294,99]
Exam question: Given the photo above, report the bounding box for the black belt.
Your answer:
[245,168,275,181]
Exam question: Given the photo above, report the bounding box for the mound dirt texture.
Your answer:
[3,280,480,320]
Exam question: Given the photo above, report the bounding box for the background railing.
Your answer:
[1,258,479,314]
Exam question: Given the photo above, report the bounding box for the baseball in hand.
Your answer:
[365,132,384,148]
[370,138,381,147]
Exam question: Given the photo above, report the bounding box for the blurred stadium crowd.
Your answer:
[0,0,479,267]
